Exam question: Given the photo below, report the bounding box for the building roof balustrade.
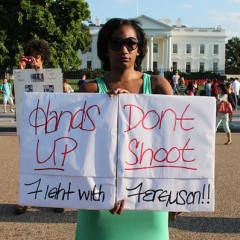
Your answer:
[172,28,224,34]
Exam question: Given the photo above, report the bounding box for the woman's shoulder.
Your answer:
[150,75,173,95]
[150,74,168,84]
[79,79,98,93]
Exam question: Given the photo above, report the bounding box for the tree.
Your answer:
[225,37,240,72]
[0,0,92,71]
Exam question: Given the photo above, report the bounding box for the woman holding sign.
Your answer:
[15,39,64,214]
[76,18,175,240]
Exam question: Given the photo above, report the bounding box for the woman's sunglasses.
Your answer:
[108,37,139,51]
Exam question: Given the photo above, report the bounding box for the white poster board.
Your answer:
[19,93,216,212]
[19,92,118,209]
[117,94,215,212]
[13,69,63,135]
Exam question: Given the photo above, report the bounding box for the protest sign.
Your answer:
[117,94,215,211]
[19,92,118,209]
[13,69,63,135]
[19,93,215,211]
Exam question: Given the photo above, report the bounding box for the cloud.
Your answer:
[181,3,193,9]
[209,11,240,26]
[229,0,240,3]
[209,10,240,39]
[116,0,131,3]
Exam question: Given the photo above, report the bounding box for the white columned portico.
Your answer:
[146,46,149,71]
[149,35,154,71]
[166,34,172,71]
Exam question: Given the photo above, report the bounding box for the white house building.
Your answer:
[78,15,227,74]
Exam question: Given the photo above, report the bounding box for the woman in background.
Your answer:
[226,81,236,126]
[216,83,232,144]
[15,39,64,214]
[63,79,74,93]
[185,80,195,96]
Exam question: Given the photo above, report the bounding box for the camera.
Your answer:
[22,56,35,65]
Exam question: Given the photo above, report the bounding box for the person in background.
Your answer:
[76,17,177,240]
[0,78,15,113]
[211,79,218,98]
[226,81,236,126]
[18,39,51,70]
[63,79,74,93]
[192,80,198,95]
[204,79,212,96]
[77,73,86,91]
[216,83,232,145]
[167,77,174,94]
[232,77,239,107]
[179,77,186,95]
[15,39,64,214]
[185,80,195,96]
[172,70,180,95]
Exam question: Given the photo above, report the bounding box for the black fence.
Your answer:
[1,68,240,82]
[63,69,231,80]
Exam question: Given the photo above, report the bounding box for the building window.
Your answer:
[172,62,178,71]
[153,44,158,53]
[88,46,92,52]
[153,61,158,71]
[199,62,205,72]
[213,44,219,54]
[200,44,205,54]
[186,62,191,73]
[186,44,191,54]
[213,62,218,72]
[173,44,178,53]
[87,61,92,69]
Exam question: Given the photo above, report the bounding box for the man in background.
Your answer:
[172,71,180,95]
[77,73,86,91]
[232,77,240,107]
[0,78,14,113]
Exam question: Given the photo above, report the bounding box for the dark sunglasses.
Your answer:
[108,37,139,51]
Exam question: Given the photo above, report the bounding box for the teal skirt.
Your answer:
[75,210,169,240]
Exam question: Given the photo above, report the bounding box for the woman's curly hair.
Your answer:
[23,39,51,63]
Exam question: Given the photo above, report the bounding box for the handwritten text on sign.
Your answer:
[19,93,215,211]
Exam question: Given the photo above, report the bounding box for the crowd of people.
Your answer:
[169,72,239,144]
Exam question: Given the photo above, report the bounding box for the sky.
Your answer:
[85,0,240,40]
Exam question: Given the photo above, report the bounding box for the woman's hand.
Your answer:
[18,60,26,69]
[18,56,40,70]
[107,88,130,97]
[109,200,125,215]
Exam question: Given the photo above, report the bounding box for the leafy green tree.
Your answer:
[0,0,91,71]
[225,37,240,72]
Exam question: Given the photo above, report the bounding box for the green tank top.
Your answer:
[75,73,169,240]
[96,73,152,94]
